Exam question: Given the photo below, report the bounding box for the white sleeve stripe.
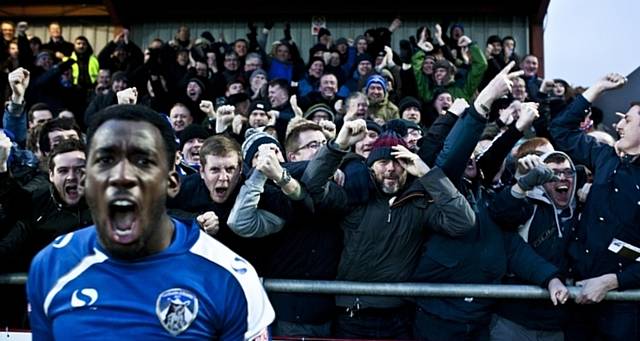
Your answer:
[189,230,275,340]
[43,248,108,316]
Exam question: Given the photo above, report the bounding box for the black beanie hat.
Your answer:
[241,128,284,169]
[398,96,422,115]
[187,78,206,92]
[354,53,374,66]
[249,99,271,114]
[383,119,408,137]
[179,124,209,150]
[366,130,409,166]
[365,120,382,135]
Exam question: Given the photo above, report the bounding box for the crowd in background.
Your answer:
[1,17,638,340]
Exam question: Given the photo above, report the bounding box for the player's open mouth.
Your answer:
[108,199,139,244]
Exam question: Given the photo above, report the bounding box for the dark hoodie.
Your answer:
[488,150,578,330]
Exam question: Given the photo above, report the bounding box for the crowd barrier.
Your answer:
[3,274,640,301]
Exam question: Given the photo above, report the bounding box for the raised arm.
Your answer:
[228,144,298,238]
[435,61,523,182]
[476,102,538,184]
[391,145,476,237]
[550,73,627,169]
[301,120,367,212]
[3,68,30,145]
[226,169,286,237]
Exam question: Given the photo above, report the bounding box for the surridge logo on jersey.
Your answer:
[52,232,74,248]
[71,288,99,308]
[156,288,199,336]
[231,256,248,274]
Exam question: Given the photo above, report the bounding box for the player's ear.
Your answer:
[167,170,180,198]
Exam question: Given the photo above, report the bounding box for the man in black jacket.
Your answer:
[41,22,74,62]
[550,73,640,340]
[302,119,475,339]
[0,139,92,272]
[0,139,92,328]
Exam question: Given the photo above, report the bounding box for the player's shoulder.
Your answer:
[30,226,99,280]
[187,228,258,284]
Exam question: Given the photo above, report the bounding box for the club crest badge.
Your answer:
[156,288,199,336]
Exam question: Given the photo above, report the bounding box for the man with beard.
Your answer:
[550,73,640,340]
[488,151,578,339]
[301,119,475,339]
[63,36,99,94]
[27,104,273,339]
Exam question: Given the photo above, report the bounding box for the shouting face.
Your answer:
[50,150,86,206]
[542,159,574,209]
[615,105,640,155]
[200,152,241,204]
[86,120,179,259]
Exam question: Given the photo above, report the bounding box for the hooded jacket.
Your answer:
[488,150,578,330]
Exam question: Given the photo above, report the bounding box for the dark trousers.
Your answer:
[565,301,640,341]
[413,306,490,341]
[334,305,413,339]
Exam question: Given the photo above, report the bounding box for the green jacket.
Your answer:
[412,43,488,102]
[64,52,100,86]
[368,94,399,123]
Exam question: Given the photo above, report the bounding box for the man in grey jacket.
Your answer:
[301,119,476,339]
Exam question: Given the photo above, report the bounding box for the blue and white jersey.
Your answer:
[27,218,274,340]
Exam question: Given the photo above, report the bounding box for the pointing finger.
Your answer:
[507,70,525,79]
[499,60,516,75]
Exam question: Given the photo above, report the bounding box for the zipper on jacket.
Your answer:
[387,197,396,223]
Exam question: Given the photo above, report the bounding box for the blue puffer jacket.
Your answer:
[550,95,640,290]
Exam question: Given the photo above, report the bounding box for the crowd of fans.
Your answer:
[1,17,638,340]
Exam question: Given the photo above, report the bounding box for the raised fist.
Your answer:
[116,87,138,105]
[335,119,367,149]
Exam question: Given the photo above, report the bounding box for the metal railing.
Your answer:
[3,273,640,301]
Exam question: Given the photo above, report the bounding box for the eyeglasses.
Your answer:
[552,169,575,178]
[407,130,423,138]
[295,140,326,152]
